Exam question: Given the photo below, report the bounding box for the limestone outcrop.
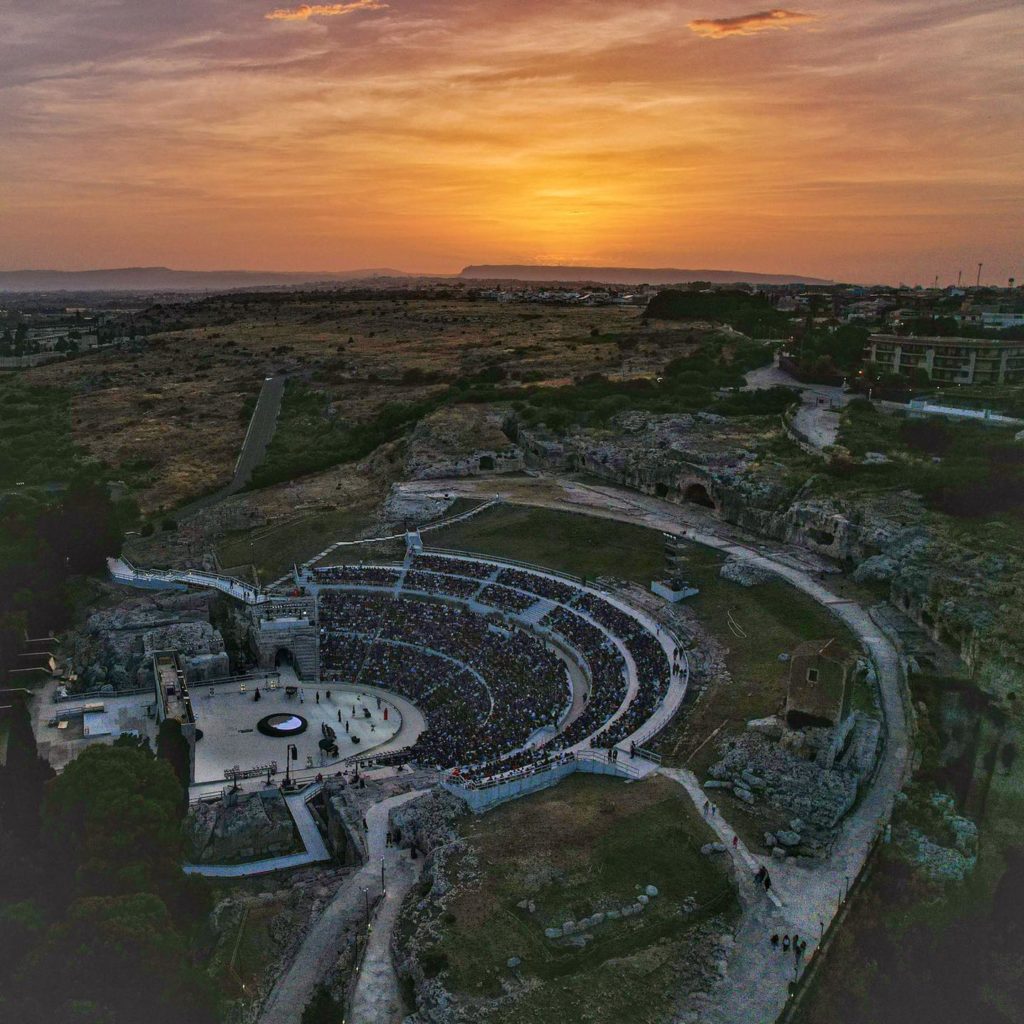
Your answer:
[185,789,296,864]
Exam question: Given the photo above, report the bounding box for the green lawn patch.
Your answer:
[433,774,735,1024]
[217,504,380,580]
[426,504,665,583]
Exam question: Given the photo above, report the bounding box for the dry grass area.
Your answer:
[18,297,712,513]
[429,774,735,1024]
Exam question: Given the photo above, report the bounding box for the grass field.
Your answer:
[431,773,735,1024]
[427,504,665,583]
[217,503,381,580]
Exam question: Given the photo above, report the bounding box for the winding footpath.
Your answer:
[259,788,429,1024]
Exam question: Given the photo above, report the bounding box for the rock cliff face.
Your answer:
[67,592,228,692]
[406,406,523,480]
[185,789,296,864]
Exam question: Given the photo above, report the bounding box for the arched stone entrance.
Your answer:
[684,482,715,508]
[275,647,296,668]
[478,454,495,471]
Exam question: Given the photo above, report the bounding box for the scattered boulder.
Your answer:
[701,842,727,856]
[645,885,659,897]
[507,956,522,969]
[746,716,784,741]
[719,557,775,587]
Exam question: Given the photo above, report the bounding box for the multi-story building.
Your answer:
[866,334,1024,384]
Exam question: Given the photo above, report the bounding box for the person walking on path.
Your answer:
[770,934,779,950]
[782,935,791,953]
[732,835,739,849]
[316,691,320,703]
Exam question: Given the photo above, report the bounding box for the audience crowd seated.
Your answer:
[401,569,480,600]
[539,607,629,749]
[318,591,567,766]
[312,565,402,587]
[496,566,580,605]
[413,553,497,579]
[476,584,540,615]
[454,747,577,786]
[312,556,675,779]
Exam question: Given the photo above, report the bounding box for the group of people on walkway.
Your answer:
[770,933,808,959]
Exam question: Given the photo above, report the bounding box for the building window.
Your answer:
[806,668,819,683]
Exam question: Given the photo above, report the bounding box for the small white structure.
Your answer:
[651,578,700,603]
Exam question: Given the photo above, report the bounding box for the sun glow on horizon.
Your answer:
[0,1,1021,283]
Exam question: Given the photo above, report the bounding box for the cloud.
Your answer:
[688,9,817,39]
[265,1,388,23]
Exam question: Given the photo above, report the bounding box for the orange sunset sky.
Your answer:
[0,1,1021,284]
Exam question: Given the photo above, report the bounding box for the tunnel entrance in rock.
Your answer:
[684,483,714,508]
[478,455,495,471]
[655,482,669,498]
[809,528,835,547]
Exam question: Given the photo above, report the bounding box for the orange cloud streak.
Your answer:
[688,9,817,39]
[265,0,387,23]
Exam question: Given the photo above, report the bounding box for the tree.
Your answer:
[14,893,219,1024]
[156,718,191,804]
[42,744,185,900]
[0,700,55,901]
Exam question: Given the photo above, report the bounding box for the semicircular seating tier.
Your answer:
[308,551,681,777]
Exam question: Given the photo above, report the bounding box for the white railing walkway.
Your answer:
[292,496,502,578]
[108,557,269,605]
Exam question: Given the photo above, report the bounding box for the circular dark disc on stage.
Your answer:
[257,713,308,738]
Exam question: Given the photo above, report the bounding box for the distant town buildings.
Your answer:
[866,334,1024,385]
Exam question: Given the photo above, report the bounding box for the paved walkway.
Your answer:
[394,474,911,1024]
[348,789,430,1023]
[745,357,847,451]
[259,788,429,1024]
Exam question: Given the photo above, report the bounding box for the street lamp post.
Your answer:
[285,743,297,786]
[381,856,386,895]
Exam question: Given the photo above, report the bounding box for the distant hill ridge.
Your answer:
[0,267,413,292]
[460,264,832,286]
